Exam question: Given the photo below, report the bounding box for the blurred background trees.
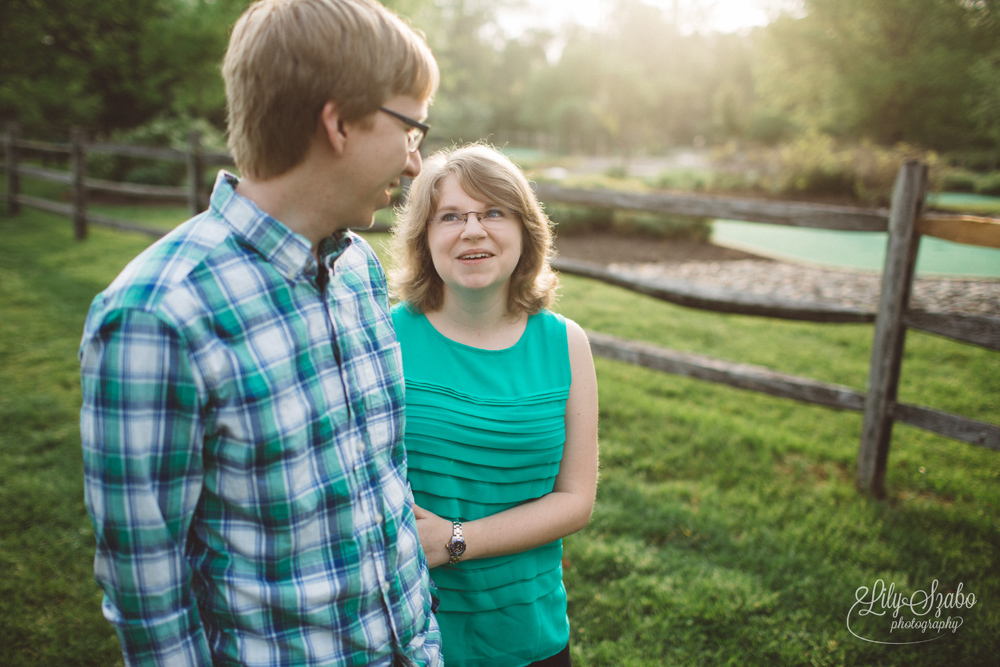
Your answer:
[753,0,999,150]
[0,0,244,137]
[2,0,998,159]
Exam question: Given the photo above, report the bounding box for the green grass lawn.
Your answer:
[1,204,998,666]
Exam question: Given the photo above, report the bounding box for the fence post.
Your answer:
[4,122,20,215]
[71,126,87,240]
[187,130,204,215]
[857,160,927,497]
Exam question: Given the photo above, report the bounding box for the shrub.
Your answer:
[710,134,944,205]
[942,149,1000,172]
[647,169,715,192]
[604,165,629,180]
[544,203,612,235]
[545,202,710,241]
[88,115,227,188]
[934,166,1000,197]
[612,211,711,240]
[939,168,981,193]
[744,110,799,146]
[973,171,1000,196]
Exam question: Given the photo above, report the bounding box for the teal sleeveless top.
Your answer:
[392,304,572,667]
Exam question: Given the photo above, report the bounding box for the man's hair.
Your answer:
[223,0,439,179]
[389,143,559,315]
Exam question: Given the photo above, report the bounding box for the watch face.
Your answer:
[449,539,466,556]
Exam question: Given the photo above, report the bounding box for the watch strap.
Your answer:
[447,521,465,565]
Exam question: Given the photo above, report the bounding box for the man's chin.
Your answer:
[347,214,376,231]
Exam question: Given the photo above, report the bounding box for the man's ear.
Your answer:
[319,101,347,154]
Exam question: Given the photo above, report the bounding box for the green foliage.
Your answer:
[974,171,1000,197]
[2,202,999,666]
[750,0,1000,151]
[711,134,947,205]
[545,202,710,242]
[967,48,1000,149]
[412,0,540,146]
[939,169,983,194]
[533,170,710,240]
[943,149,1000,173]
[938,168,1000,197]
[604,165,629,180]
[0,0,243,136]
[646,167,764,196]
[5,0,1000,157]
[743,110,799,147]
[88,114,228,186]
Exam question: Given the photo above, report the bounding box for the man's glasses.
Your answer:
[379,106,429,153]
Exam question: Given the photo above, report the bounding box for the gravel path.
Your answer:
[608,260,1000,316]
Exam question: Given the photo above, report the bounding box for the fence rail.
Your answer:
[535,182,892,232]
[3,123,231,238]
[4,122,999,497]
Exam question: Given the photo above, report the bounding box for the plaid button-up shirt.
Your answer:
[80,172,441,667]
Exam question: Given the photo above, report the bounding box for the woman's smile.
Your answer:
[427,174,523,296]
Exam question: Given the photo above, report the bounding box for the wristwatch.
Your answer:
[446,521,466,565]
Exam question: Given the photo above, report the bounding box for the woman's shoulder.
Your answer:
[534,310,591,359]
[534,308,585,338]
[532,307,566,329]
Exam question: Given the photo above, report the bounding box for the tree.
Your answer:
[0,0,245,137]
[968,48,1000,150]
[751,0,1000,149]
[517,0,756,154]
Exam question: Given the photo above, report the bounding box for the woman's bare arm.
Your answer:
[415,318,599,568]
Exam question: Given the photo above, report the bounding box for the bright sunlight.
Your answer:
[502,0,774,35]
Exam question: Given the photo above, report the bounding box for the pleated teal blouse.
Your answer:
[392,304,572,667]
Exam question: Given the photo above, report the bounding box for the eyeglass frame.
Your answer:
[379,106,430,153]
[426,207,518,228]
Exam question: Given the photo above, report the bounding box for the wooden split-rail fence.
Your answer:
[4,123,999,498]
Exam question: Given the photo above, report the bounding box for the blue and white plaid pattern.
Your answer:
[80,171,440,666]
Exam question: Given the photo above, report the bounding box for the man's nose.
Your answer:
[404,149,422,178]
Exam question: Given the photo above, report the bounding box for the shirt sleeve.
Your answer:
[80,306,212,666]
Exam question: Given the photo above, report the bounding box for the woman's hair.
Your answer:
[389,143,559,315]
[223,0,439,180]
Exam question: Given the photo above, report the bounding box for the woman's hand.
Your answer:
[413,503,453,569]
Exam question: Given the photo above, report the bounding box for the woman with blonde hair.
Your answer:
[389,143,599,667]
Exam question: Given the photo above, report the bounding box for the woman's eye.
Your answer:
[485,208,505,219]
[440,213,461,222]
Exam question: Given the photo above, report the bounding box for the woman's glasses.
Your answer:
[427,207,517,228]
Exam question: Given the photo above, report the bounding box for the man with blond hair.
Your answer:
[79,1,441,664]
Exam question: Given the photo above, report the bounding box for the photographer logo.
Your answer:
[847,579,976,645]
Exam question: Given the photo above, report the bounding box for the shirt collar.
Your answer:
[209,171,354,282]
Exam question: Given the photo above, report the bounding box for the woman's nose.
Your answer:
[461,214,487,238]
